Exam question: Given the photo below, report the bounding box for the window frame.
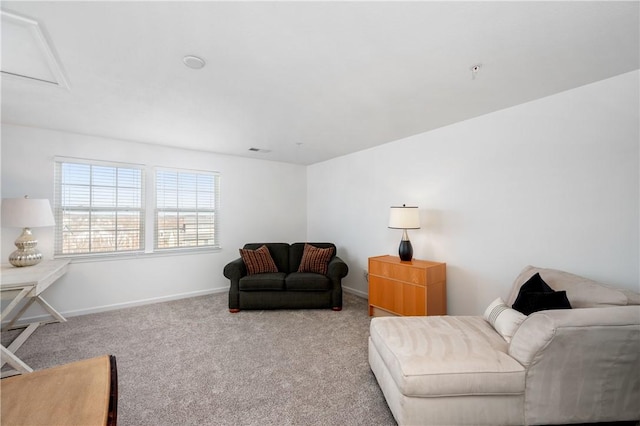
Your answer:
[53,157,146,258]
[154,167,221,252]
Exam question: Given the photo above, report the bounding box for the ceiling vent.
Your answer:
[248,147,271,153]
[1,10,70,89]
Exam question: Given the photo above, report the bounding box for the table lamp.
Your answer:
[1,196,56,267]
[388,204,420,261]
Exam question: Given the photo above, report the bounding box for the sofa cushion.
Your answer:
[239,245,278,275]
[512,273,572,315]
[285,272,331,291]
[239,272,286,291]
[297,243,334,275]
[620,288,640,305]
[369,316,525,398]
[507,266,630,308]
[484,297,526,342]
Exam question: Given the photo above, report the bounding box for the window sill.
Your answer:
[54,247,222,264]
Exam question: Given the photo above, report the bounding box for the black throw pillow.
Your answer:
[512,272,572,315]
[525,291,572,314]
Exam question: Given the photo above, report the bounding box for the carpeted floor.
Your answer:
[1,292,396,425]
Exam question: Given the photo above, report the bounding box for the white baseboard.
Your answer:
[343,285,368,299]
[2,287,229,327]
[4,286,366,327]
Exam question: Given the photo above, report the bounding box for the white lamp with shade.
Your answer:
[1,196,56,267]
[388,204,420,262]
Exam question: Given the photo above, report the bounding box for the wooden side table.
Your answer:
[1,259,70,377]
[368,255,446,317]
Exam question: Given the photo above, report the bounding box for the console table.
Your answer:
[368,255,446,316]
[1,259,70,377]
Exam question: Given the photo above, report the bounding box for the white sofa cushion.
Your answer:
[369,316,525,398]
[507,265,631,308]
[369,337,525,426]
[483,297,526,342]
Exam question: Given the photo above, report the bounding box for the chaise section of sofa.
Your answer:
[369,315,526,426]
[369,265,640,425]
[224,242,348,312]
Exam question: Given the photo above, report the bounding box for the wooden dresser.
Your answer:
[368,255,446,316]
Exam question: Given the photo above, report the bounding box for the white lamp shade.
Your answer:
[388,205,420,229]
[1,197,56,228]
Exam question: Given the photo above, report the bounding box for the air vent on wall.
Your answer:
[1,10,70,89]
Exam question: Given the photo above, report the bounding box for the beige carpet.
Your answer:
[2,292,396,425]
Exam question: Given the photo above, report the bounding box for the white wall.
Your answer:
[1,125,307,317]
[308,70,640,315]
[3,71,638,319]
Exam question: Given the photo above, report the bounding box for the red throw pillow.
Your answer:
[239,245,278,275]
[297,244,334,275]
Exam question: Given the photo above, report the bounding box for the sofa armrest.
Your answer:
[327,256,349,280]
[508,306,640,424]
[223,258,246,281]
[224,258,247,312]
[327,256,348,310]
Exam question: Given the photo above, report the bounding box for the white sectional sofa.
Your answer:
[368,265,640,425]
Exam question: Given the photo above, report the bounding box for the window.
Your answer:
[54,159,145,256]
[53,159,220,259]
[155,168,220,250]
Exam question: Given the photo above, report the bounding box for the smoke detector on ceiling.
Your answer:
[470,63,482,80]
[183,55,206,70]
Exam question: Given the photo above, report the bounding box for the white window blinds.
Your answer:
[54,158,145,256]
[155,168,220,250]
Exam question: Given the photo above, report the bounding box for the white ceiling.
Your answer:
[1,1,638,165]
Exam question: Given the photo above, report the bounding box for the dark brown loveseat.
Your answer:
[223,242,348,312]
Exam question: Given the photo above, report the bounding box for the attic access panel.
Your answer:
[1,10,69,89]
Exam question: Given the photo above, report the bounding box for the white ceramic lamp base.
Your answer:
[9,228,43,267]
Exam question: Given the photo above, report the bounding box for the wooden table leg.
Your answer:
[36,296,67,323]
[1,345,33,378]
[1,287,32,326]
[0,322,40,371]
[3,297,36,331]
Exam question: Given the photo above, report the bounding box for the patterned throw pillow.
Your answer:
[484,297,526,342]
[239,245,278,275]
[297,244,334,275]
